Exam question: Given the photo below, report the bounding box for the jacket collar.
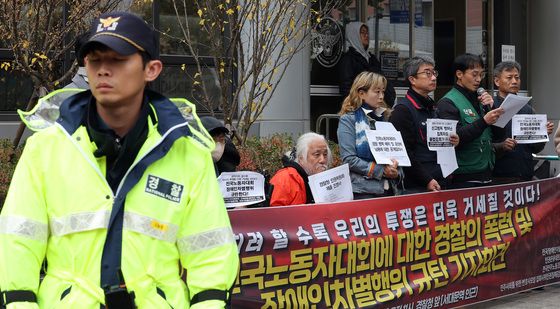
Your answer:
[453,84,478,103]
[406,88,434,110]
[57,89,191,138]
[281,155,314,204]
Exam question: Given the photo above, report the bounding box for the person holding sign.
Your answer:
[390,56,459,193]
[337,72,403,199]
[269,132,331,206]
[492,61,554,183]
[436,53,505,188]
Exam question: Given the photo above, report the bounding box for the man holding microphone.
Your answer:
[436,53,508,188]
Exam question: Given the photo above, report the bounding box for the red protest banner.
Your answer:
[228,178,560,308]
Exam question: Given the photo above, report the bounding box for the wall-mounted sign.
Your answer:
[390,0,423,26]
[311,17,343,68]
[502,45,516,61]
[380,51,399,79]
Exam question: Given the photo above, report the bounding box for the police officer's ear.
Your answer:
[144,59,163,82]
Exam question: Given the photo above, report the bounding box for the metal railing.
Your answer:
[315,114,340,141]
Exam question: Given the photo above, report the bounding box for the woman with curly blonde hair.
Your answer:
[337,71,402,199]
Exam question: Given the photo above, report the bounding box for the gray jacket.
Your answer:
[337,111,403,195]
[63,67,89,90]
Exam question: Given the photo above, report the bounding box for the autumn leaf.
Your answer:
[226,8,234,15]
[197,9,203,17]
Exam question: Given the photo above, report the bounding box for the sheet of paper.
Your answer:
[308,164,353,203]
[511,114,549,144]
[493,94,532,128]
[365,129,411,166]
[437,148,458,178]
[374,121,396,131]
[218,171,265,208]
[427,119,458,151]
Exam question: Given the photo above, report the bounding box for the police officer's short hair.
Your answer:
[494,61,521,76]
[74,31,91,67]
[403,56,436,81]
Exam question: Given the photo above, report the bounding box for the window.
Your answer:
[0,1,232,117]
[0,70,33,112]
[160,65,222,113]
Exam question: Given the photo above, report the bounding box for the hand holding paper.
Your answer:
[493,94,532,128]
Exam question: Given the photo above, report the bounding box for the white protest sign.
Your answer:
[365,129,411,166]
[493,94,532,128]
[437,148,458,178]
[218,171,265,208]
[374,121,396,131]
[511,114,549,144]
[308,164,353,203]
[427,119,458,150]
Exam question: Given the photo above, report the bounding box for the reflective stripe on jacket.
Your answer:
[0,90,239,308]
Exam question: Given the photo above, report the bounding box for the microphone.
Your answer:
[477,87,491,113]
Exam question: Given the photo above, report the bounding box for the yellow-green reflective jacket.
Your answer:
[0,89,239,308]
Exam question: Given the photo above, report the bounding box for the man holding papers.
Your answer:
[390,56,459,193]
[437,53,505,188]
[492,61,554,183]
[269,132,331,206]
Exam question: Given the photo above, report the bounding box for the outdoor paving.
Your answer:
[462,283,560,308]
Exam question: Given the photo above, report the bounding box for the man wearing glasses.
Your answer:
[436,53,505,189]
[390,56,459,193]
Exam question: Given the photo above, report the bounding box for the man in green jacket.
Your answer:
[0,11,238,308]
[436,53,507,188]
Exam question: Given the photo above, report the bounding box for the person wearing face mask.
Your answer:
[337,71,403,199]
[200,116,241,176]
[269,132,332,206]
[339,22,396,107]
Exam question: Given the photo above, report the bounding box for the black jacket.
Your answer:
[390,89,441,188]
[338,47,396,106]
[492,95,546,180]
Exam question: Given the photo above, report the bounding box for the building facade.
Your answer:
[1,0,559,163]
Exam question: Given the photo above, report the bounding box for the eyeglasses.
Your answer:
[415,70,439,78]
[468,70,486,79]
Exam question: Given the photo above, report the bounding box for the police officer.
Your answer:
[0,12,238,308]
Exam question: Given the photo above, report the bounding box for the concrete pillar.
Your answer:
[528,0,560,174]
[528,0,560,120]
